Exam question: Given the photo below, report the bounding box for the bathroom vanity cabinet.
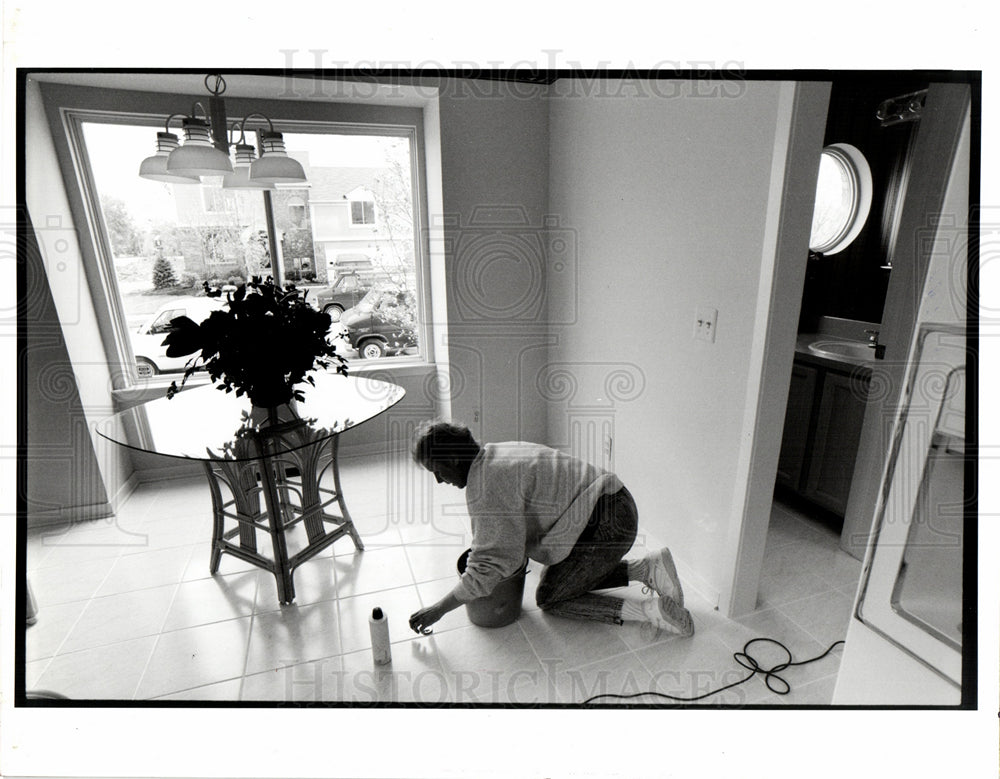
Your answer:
[776,351,871,517]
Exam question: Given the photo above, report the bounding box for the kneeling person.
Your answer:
[407,421,693,637]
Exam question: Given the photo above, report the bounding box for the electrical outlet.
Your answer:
[694,307,718,343]
[473,409,480,424]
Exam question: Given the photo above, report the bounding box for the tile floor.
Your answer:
[23,454,861,706]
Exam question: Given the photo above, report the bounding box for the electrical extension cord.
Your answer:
[581,637,845,704]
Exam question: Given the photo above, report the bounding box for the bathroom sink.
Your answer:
[807,340,876,362]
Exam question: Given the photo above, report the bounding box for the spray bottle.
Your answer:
[369,606,392,665]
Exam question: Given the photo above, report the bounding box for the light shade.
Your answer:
[249,131,307,184]
[167,118,234,178]
[138,132,201,184]
[222,143,275,190]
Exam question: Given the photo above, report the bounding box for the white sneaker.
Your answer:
[641,595,694,637]
[641,548,684,607]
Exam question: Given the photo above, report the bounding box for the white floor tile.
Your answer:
[33,519,142,565]
[161,572,258,631]
[242,656,343,702]
[331,545,414,597]
[338,639,448,704]
[550,652,657,706]
[183,541,258,582]
[95,545,194,597]
[517,608,632,672]
[244,599,342,676]
[777,589,855,648]
[134,617,252,699]
[30,636,158,700]
[30,556,118,607]
[24,599,88,660]
[252,557,340,613]
[404,537,469,584]
[635,632,752,706]
[154,677,243,701]
[432,622,546,702]
[60,583,178,653]
[745,669,839,705]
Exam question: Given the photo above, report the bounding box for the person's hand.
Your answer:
[409,604,443,634]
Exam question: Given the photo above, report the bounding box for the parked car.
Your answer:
[340,287,418,359]
[310,273,373,321]
[131,296,226,377]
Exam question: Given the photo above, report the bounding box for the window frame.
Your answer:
[809,142,874,256]
[39,81,435,391]
[349,197,377,227]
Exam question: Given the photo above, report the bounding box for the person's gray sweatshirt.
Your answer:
[452,442,623,602]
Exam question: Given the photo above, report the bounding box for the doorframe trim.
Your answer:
[719,81,832,617]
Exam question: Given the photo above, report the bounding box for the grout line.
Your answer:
[237,574,262,701]
[149,675,244,701]
[515,620,554,701]
[773,599,852,653]
[25,655,55,692]
[132,631,164,701]
[32,598,91,662]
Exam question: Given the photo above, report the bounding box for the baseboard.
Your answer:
[337,439,410,461]
[131,440,409,485]
[633,527,721,610]
[109,472,140,512]
[134,461,204,483]
[26,501,116,530]
[673,560,722,611]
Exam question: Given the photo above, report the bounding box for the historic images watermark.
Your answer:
[274,50,748,101]
[266,654,757,706]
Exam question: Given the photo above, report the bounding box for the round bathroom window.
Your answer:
[808,143,873,255]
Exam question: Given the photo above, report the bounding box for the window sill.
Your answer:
[111,359,438,408]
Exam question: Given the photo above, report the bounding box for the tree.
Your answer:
[369,138,417,288]
[100,195,144,256]
[152,256,178,289]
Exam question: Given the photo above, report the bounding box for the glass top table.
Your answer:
[97,372,406,604]
[96,372,406,462]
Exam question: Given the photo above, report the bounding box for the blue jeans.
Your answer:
[535,487,638,625]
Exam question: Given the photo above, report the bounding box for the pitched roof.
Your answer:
[302,166,385,202]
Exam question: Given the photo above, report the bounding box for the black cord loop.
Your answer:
[582,637,845,705]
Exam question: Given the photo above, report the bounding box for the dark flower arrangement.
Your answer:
[163,276,347,408]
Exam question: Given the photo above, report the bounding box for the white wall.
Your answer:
[24,79,132,525]
[430,77,551,444]
[546,79,793,602]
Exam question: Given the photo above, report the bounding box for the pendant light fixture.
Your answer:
[222,124,275,190]
[166,116,234,178]
[138,74,307,187]
[242,114,307,185]
[137,120,201,184]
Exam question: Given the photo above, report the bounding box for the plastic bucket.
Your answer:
[457,548,528,628]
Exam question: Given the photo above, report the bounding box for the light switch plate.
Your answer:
[694,307,718,342]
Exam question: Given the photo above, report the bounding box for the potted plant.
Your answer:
[162,276,347,414]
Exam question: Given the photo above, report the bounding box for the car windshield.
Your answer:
[355,288,380,312]
[355,286,400,313]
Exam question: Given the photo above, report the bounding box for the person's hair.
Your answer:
[411,420,480,468]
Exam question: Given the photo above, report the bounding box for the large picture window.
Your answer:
[66,103,426,385]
